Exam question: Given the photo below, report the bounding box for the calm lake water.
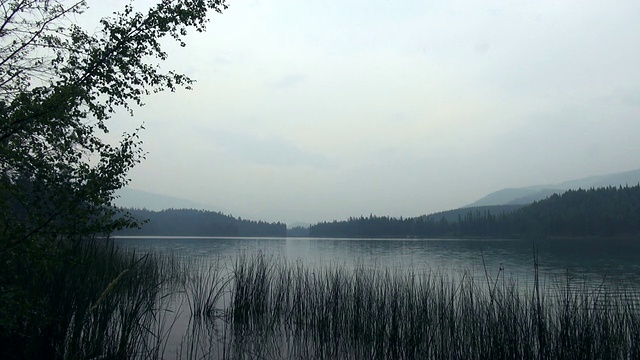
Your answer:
[112,236,640,359]
[114,236,640,290]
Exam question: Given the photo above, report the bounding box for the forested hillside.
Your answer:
[508,185,640,237]
[310,185,640,238]
[467,168,640,207]
[419,204,524,223]
[117,208,286,237]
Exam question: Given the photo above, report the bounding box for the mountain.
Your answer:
[113,188,216,211]
[467,168,640,207]
[422,204,524,222]
[467,188,564,207]
[556,168,640,189]
[116,208,286,237]
[310,185,640,238]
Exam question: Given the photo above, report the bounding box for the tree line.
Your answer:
[310,185,640,238]
[116,208,287,237]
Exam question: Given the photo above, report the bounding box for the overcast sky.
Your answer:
[87,0,640,224]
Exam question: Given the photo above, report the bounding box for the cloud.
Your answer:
[269,74,305,89]
[213,130,333,169]
[474,42,490,54]
[103,0,640,224]
[621,91,640,107]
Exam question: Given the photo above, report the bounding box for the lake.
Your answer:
[112,236,640,359]
[114,236,640,289]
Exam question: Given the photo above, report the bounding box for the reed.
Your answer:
[228,253,640,360]
[182,256,230,320]
[0,237,180,359]
[2,242,638,359]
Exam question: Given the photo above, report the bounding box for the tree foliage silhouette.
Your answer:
[0,2,228,354]
[0,0,227,246]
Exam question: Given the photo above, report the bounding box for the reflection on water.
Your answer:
[113,236,640,359]
[114,236,640,287]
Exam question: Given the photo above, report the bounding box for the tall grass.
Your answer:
[2,241,638,359]
[0,237,181,359]
[228,253,640,360]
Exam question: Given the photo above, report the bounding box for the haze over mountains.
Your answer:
[114,188,222,212]
[115,168,640,225]
[466,168,640,208]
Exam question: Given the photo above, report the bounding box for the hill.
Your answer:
[310,185,640,238]
[116,208,286,237]
[113,188,217,211]
[467,168,640,207]
[423,204,524,222]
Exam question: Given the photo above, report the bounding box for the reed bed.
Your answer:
[0,237,185,360]
[0,238,235,360]
[3,241,639,359]
[227,253,640,360]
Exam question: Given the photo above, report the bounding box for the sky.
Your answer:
[85,0,640,225]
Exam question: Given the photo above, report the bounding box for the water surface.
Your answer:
[112,236,640,359]
[114,236,640,289]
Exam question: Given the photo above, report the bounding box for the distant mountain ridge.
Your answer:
[422,204,524,222]
[116,208,286,237]
[310,185,640,238]
[113,188,218,212]
[466,168,640,207]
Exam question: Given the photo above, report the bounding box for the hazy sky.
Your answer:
[88,0,640,224]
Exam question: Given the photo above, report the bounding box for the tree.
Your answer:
[0,0,228,247]
[0,1,229,356]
